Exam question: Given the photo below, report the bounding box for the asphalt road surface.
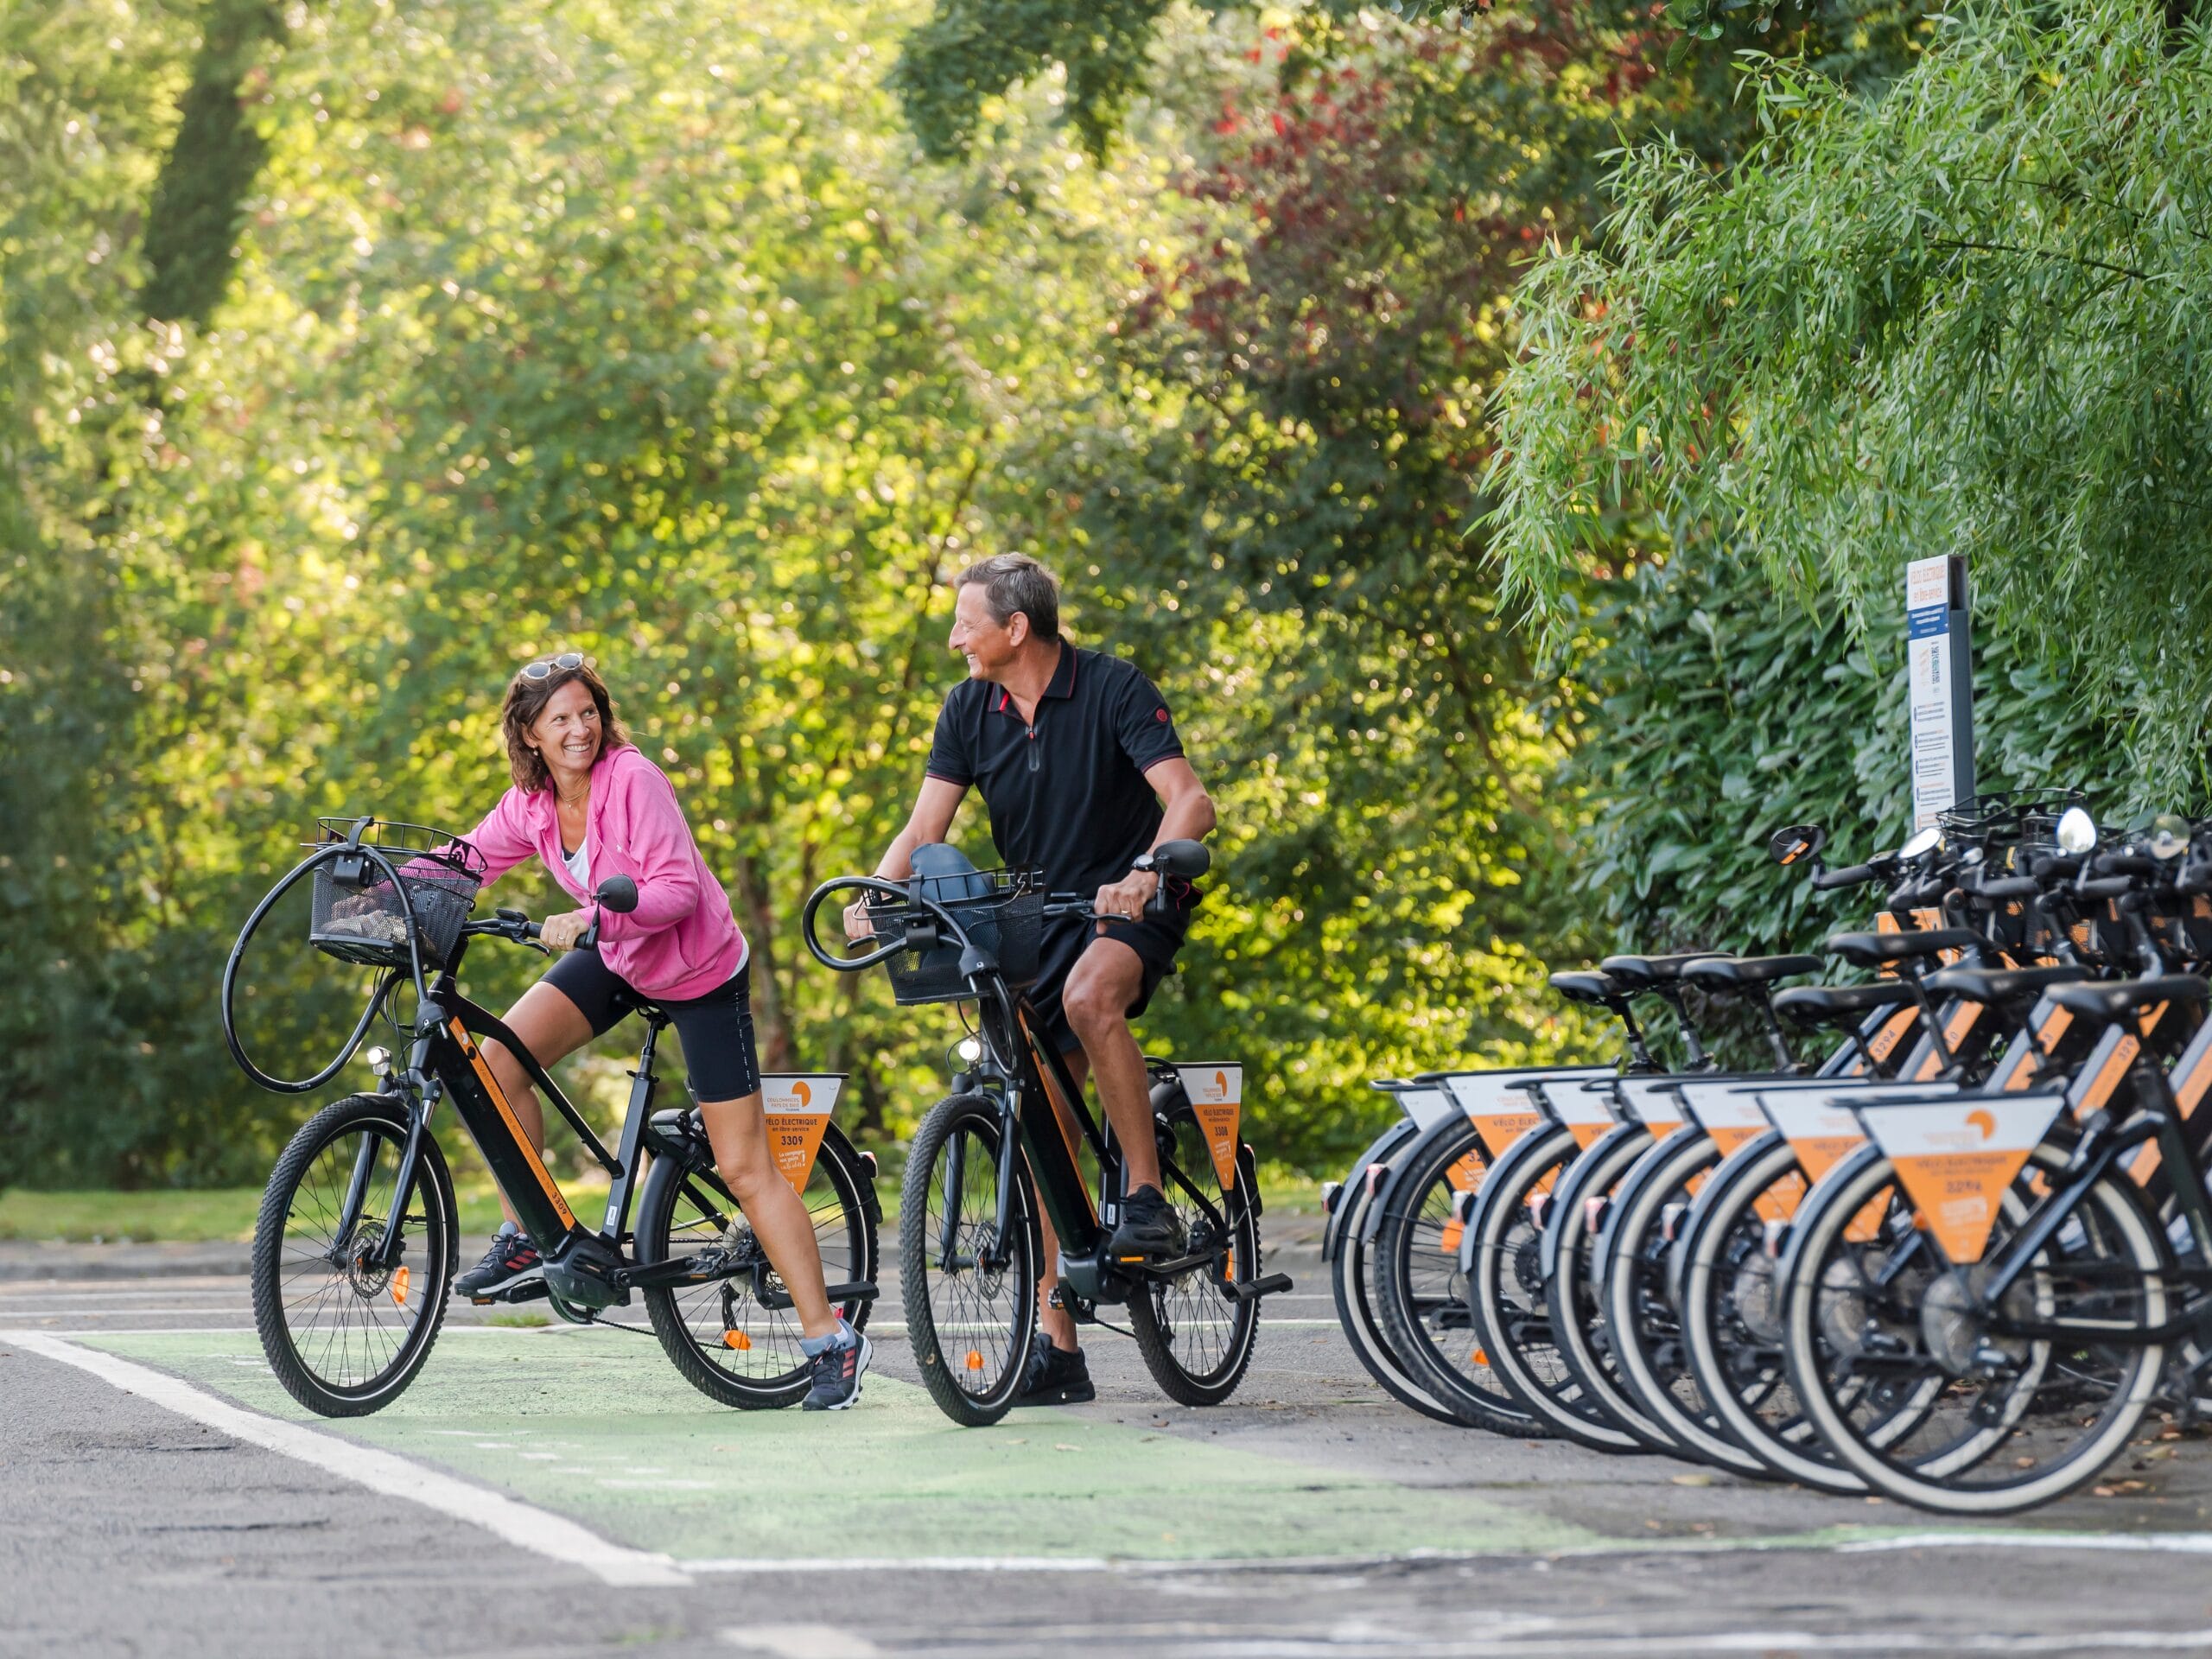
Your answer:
[9,1224,2212,1657]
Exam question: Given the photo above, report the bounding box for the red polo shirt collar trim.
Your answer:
[992,645,1078,714]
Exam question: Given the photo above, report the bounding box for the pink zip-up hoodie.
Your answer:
[461,743,745,1001]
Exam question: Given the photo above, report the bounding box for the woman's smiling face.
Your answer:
[528,678,603,780]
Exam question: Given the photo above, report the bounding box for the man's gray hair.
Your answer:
[954,553,1061,643]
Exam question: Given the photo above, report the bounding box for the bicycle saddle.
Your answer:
[2048,976,2208,1024]
[1824,928,1982,969]
[1924,964,2087,1009]
[1599,952,1726,989]
[1548,969,1627,1007]
[1771,982,1912,1027]
[1682,954,1822,990]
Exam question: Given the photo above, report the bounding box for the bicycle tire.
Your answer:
[1466,1125,1641,1452]
[1599,1130,1770,1476]
[1331,1178,1464,1425]
[899,1092,1039,1427]
[1676,1134,1866,1492]
[636,1124,879,1410]
[1541,1127,1677,1452]
[1371,1117,1546,1435]
[1128,1106,1262,1407]
[251,1092,458,1418]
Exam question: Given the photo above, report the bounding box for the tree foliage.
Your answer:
[1489,0,2212,798]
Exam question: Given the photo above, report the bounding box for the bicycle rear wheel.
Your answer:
[251,1092,457,1417]
[1370,1119,1544,1435]
[637,1120,878,1410]
[1128,1106,1261,1406]
[1331,1181,1464,1425]
[1467,1127,1642,1452]
[1783,1144,2169,1515]
[900,1093,1038,1427]
[1675,1135,1865,1492]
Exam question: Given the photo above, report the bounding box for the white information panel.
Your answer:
[1906,555,1969,830]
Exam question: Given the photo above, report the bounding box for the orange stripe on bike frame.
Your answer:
[1915,1001,1983,1082]
[2131,1019,2212,1185]
[1019,1009,1097,1224]
[1865,1005,1920,1066]
[2078,1035,2141,1120]
[451,1020,577,1230]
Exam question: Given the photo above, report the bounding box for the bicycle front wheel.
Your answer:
[251,1092,458,1417]
[899,1093,1038,1427]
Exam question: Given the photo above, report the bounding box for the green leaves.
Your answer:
[1491,0,2212,797]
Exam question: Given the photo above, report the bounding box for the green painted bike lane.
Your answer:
[80,1328,1603,1565]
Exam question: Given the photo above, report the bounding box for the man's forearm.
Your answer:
[873,823,925,882]
[1151,787,1217,851]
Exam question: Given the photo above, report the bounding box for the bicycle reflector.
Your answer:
[391,1266,410,1308]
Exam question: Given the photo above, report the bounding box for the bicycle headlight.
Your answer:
[957,1037,982,1064]
[365,1046,391,1073]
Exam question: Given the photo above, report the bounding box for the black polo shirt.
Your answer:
[925,644,1186,901]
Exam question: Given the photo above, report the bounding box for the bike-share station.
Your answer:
[36,550,2212,1599]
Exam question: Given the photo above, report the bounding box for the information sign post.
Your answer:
[1905,555,1976,831]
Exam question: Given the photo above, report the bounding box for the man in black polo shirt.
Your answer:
[847,553,1217,1404]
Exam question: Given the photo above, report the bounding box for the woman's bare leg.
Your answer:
[480,981,596,1230]
[697,1090,837,1340]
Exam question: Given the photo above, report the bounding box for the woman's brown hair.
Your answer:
[499,658,630,792]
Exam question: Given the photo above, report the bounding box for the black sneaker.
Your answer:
[1014,1341,1094,1407]
[1106,1185,1186,1261]
[454,1224,543,1299]
[803,1327,871,1411]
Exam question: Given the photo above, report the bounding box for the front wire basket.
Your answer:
[307,817,485,970]
[865,867,1044,1006]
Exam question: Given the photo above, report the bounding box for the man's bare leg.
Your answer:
[1033,937,1157,1357]
[1060,938,1158,1190]
[1035,1047,1091,1356]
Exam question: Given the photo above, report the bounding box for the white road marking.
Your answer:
[1408,1629,2212,1655]
[721,1625,881,1658]
[1842,1530,2212,1557]
[0,1330,688,1588]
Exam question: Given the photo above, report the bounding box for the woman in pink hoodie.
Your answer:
[451,654,866,1410]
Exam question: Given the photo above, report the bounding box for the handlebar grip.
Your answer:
[1979,875,2040,900]
[2095,853,2161,880]
[1812,863,1878,892]
[2077,875,2134,900]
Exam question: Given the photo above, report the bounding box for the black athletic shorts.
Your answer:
[542,947,762,1102]
[1027,903,1191,1058]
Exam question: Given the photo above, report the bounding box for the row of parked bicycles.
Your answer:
[1325,791,2212,1515]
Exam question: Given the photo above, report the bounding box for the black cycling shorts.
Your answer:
[542,947,762,1103]
[1027,906,1189,1058]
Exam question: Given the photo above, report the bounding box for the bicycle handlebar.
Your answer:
[800,875,962,973]
[1812,862,1879,892]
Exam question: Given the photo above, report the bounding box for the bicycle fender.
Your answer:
[1537,1123,1652,1285]
[1324,1119,1421,1262]
[1360,1112,1484,1247]
[820,1121,883,1225]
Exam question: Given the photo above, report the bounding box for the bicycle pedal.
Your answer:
[469,1280,550,1307]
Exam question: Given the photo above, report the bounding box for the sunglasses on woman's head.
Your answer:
[518,652,588,681]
